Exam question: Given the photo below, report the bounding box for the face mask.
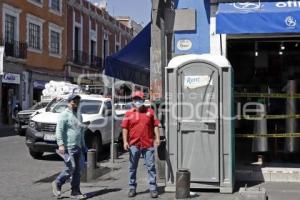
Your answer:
[133,100,144,108]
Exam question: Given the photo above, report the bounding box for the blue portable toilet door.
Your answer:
[177,62,220,183]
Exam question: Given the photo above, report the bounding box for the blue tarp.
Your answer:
[216,1,300,34]
[104,23,150,86]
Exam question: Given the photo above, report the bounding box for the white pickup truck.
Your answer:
[25,94,123,160]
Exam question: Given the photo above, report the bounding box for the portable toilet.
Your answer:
[165,54,234,193]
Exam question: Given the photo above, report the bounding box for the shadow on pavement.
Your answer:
[33,172,60,184]
[235,181,265,192]
[85,188,122,199]
[41,153,61,161]
[137,186,165,195]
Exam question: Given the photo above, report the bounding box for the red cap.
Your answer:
[132,91,144,99]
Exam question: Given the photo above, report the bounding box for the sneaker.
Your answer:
[52,181,61,198]
[150,190,158,198]
[128,189,136,198]
[70,190,87,199]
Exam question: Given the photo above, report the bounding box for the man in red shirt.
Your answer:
[122,91,160,198]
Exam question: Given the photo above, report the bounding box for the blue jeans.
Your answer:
[56,146,82,192]
[129,145,157,191]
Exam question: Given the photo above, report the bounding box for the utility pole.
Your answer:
[150,0,174,183]
[151,0,174,101]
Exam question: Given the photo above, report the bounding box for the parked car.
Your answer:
[29,96,67,119]
[25,94,122,160]
[15,101,50,136]
[115,102,132,115]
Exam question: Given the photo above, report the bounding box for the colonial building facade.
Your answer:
[0,0,133,125]
[0,0,67,125]
[66,0,133,92]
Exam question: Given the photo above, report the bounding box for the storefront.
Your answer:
[159,0,300,190]
[1,72,21,125]
[33,80,47,103]
[30,70,65,106]
[213,1,300,181]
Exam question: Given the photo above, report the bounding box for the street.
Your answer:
[2,131,300,200]
[0,132,173,200]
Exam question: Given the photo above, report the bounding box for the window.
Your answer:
[30,101,48,110]
[50,30,60,54]
[115,44,120,52]
[103,32,109,60]
[115,33,121,52]
[5,14,16,42]
[52,100,68,113]
[29,23,41,50]
[49,0,61,14]
[91,40,96,56]
[2,4,21,43]
[74,27,81,51]
[27,14,44,53]
[49,23,63,57]
[80,100,102,114]
[102,101,112,116]
[50,0,60,11]
[27,0,43,7]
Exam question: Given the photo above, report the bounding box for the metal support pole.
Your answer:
[252,104,268,153]
[87,149,96,181]
[110,78,115,163]
[175,168,191,199]
[113,142,119,159]
[285,80,300,153]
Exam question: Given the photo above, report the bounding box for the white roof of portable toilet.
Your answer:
[167,54,231,69]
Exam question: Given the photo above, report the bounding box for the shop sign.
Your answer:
[177,39,193,51]
[232,2,300,10]
[2,73,20,84]
[184,75,213,89]
[33,80,47,89]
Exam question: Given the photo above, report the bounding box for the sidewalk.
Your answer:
[76,152,239,200]
[78,152,175,200]
[75,152,300,200]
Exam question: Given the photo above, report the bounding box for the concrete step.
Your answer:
[236,163,300,182]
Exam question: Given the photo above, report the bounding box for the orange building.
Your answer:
[0,0,67,125]
[0,0,133,125]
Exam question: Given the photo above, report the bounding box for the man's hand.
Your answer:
[154,126,160,147]
[122,128,129,151]
[154,138,161,147]
[123,142,130,151]
[58,145,65,154]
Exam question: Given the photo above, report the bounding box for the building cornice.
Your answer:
[68,0,132,38]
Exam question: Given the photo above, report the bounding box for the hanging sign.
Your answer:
[2,73,20,84]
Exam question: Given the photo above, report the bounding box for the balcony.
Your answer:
[69,50,103,70]
[1,39,27,59]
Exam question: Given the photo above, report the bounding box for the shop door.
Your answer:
[177,62,220,182]
[1,85,14,125]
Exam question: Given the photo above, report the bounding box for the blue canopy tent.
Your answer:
[104,23,151,163]
[216,1,300,34]
[104,23,151,86]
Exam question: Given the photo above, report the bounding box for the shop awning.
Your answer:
[216,1,300,34]
[104,23,150,86]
